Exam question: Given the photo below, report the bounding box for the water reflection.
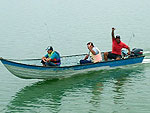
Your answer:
[4,65,145,113]
[112,65,145,106]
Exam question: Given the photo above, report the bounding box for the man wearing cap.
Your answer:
[80,42,102,64]
[104,28,131,61]
[41,46,61,66]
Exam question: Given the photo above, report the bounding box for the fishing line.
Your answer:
[128,33,135,46]
[44,23,53,46]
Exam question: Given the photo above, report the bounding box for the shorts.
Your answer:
[80,60,92,64]
[108,52,122,59]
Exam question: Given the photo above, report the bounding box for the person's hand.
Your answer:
[87,44,92,50]
[46,58,50,62]
[112,28,115,31]
[84,54,89,60]
[127,51,131,55]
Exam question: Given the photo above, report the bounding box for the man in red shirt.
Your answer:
[104,28,131,61]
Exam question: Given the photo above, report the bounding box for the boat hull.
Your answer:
[0,56,144,79]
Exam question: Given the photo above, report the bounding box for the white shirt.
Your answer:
[87,47,99,61]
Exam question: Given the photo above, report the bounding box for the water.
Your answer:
[0,0,150,112]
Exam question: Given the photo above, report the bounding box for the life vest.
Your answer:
[48,51,61,65]
[48,51,54,58]
[90,47,102,63]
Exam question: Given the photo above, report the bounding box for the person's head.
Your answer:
[46,46,53,54]
[87,42,94,49]
[115,35,121,43]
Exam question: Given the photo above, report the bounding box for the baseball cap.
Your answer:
[46,46,53,51]
[116,35,120,39]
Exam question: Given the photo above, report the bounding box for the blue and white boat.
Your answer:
[0,49,145,79]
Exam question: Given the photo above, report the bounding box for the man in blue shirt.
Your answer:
[41,46,61,66]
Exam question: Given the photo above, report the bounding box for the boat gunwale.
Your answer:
[1,53,88,61]
[0,55,145,69]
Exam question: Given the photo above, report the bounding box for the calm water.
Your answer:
[0,0,150,113]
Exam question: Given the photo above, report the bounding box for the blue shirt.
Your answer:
[45,51,60,60]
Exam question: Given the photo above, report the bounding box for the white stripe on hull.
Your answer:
[4,64,110,79]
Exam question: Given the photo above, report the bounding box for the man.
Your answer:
[41,46,61,66]
[104,28,131,61]
[80,42,102,64]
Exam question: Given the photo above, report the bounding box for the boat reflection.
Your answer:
[4,65,145,113]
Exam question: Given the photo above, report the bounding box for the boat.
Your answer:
[0,48,145,79]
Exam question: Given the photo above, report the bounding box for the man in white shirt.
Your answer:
[80,42,102,64]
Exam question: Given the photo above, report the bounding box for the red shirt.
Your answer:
[112,38,128,55]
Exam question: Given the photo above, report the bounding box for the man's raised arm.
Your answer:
[112,28,115,39]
